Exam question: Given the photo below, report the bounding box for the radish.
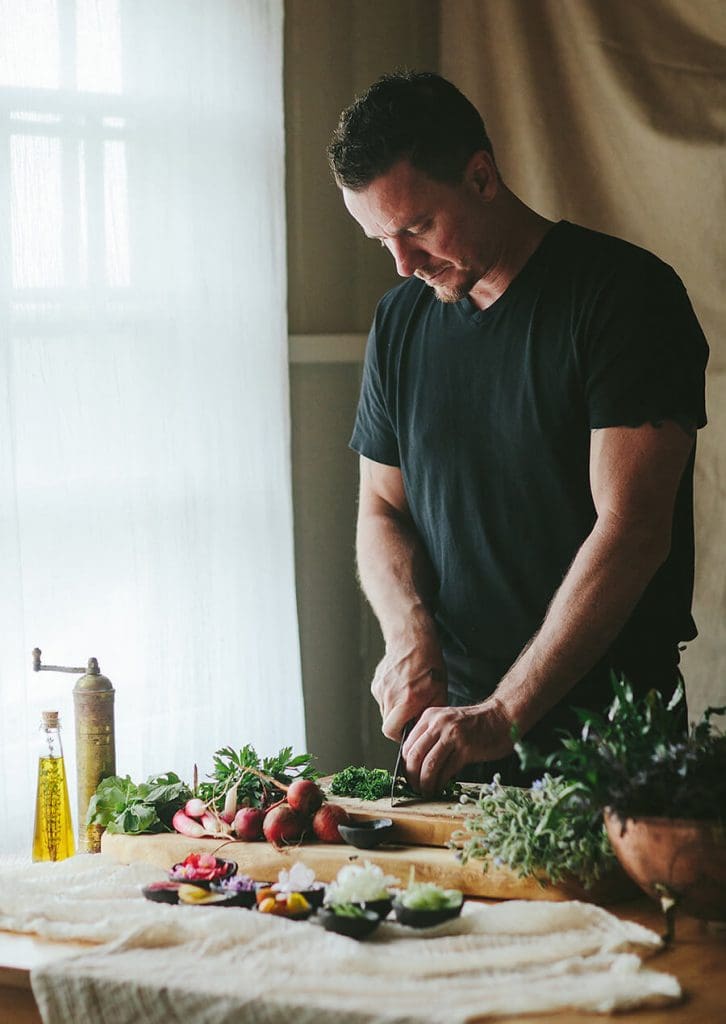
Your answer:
[312,803,350,843]
[221,783,239,824]
[263,803,306,847]
[233,807,265,841]
[201,811,232,836]
[286,778,324,817]
[184,798,207,819]
[172,808,210,838]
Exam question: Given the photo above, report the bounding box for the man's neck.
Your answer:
[468,199,555,311]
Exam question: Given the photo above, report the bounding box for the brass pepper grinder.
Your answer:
[32,648,116,853]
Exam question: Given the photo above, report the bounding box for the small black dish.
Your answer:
[338,818,394,849]
[211,872,260,908]
[210,887,257,908]
[358,896,393,919]
[142,881,181,905]
[392,898,463,929]
[318,906,381,939]
[296,883,326,909]
[168,857,237,889]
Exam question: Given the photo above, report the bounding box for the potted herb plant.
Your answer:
[516,677,726,938]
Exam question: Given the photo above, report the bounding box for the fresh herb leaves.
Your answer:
[453,773,615,889]
[329,764,460,802]
[86,772,191,834]
[198,744,319,810]
[329,766,396,801]
[515,676,726,823]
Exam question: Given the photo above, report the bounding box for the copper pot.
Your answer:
[604,809,726,922]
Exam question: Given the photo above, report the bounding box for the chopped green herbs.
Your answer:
[329,766,395,801]
[330,764,460,802]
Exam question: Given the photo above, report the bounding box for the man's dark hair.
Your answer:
[328,70,495,190]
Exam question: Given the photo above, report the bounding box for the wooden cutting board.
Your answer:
[320,778,473,848]
[100,832,635,904]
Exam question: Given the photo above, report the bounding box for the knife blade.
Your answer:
[390,719,415,807]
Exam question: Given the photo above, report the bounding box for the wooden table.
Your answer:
[2,899,724,1023]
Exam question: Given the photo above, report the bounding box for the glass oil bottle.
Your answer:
[32,710,75,861]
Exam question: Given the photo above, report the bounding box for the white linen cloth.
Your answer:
[0,855,680,1023]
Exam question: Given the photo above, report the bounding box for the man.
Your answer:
[328,71,708,795]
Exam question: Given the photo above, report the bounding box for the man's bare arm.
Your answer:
[356,455,447,738]
[403,419,696,794]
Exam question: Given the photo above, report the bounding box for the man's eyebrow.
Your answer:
[365,217,428,241]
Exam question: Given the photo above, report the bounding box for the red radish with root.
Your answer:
[312,803,350,843]
[263,803,306,848]
[233,807,265,841]
[184,797,207,819]
[172,808,211,838]
[286,778,324,817]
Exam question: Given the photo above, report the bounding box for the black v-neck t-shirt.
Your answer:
[350,221,708,728]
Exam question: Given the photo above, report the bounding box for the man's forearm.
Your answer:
[356,507,437,643]
[493,511,670,734]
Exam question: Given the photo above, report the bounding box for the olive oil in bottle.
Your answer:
[32,710,75,861]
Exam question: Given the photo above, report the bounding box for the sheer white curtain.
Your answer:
[0,0,305,855]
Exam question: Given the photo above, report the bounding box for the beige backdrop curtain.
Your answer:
[440,0,726,715]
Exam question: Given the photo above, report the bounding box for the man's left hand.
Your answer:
[401,698,515,797]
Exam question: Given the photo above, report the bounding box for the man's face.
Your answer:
[343,157,497,303]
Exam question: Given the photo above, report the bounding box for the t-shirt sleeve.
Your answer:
[349,324,401,466]
[582,257,708,430]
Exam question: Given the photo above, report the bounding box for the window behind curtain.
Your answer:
[0,0,305,854]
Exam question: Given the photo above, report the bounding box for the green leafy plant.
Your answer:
[198,744,319,810]
[515,676,726,824]
[86,772,191,834]
[452,773,615,889]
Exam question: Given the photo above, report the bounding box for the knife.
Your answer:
[390,719,415,807]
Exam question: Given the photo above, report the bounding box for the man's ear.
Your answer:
[465,150,498,200]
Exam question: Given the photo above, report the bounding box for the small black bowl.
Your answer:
[338,818,394,849]
[318,906,381,940]
[297,883,326,909]
[210,886,257,908]
[211,873,263,908]
[358,896,393,919]
[169,857,237,889]
[392,898,463,929]
[142,881,181,905]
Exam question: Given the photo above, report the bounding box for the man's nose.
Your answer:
[387,236,422,277]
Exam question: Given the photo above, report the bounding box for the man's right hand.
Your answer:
[372,615,447,740]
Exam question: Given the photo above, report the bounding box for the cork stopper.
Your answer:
[41,710,59,728]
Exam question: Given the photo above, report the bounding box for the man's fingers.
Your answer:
[419,746,459,797]
[382,705,415,741]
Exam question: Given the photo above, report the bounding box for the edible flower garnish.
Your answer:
[325,860,397,904]
[216,874,257,893]
[170,852,231,882]
[272,861,316,893]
